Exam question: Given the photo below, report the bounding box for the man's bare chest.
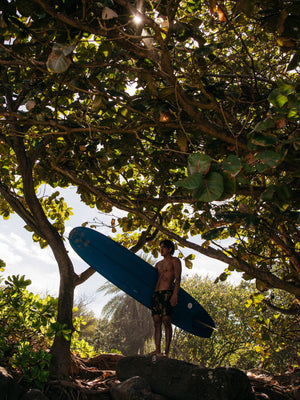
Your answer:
[158,262,173,274]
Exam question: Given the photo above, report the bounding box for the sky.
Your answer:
[0,185,240,317]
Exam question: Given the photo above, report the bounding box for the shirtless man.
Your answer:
[151,239,182,357]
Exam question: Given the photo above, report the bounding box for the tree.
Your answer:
[0,0,299,376]
[171,275,299,373]
[0,132,98,378]
[245,287,300,372]
[95,253,156,355]
[0,19,97,376]
[171,276,259,368]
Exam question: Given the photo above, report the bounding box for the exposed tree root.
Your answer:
[45,353,123,399]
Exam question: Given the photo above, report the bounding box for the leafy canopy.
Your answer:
[0,0,299,318]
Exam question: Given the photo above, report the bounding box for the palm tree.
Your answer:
[97,254,155,355]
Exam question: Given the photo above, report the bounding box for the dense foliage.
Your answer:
[0,272,57,387]
[0,269,94,387]
[174,276,299,373]
[0,0,299,376]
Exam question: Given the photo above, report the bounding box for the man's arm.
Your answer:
[154,259,161,270]
[170,258,182,306]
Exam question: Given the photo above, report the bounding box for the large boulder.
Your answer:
[0,366,24,400]
[110,376,168,400]
[116,356,255,400]
[0,367,51,400]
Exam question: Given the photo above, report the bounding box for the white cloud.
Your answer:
[0,238,23,265]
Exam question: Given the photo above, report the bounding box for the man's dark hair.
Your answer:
[160,239,175,255]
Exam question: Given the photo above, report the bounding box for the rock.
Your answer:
[21,389,50,400]
[116,356,255,400]
[248,369,295,400]
[0,366,24,399]
[292,369,300,400]
[110,376,168,400]
[83,353,124,370]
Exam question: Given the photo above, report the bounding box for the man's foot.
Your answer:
[148,350,163,356]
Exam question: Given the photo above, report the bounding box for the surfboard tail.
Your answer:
[192,312,216,338]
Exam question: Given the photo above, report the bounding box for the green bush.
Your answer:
[0,273,57,388]
[0,271,96,388]
[71,315,96,358]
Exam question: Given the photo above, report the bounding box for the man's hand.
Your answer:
[170,294,178,307]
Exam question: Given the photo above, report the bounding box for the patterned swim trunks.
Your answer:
[151,290,173,317]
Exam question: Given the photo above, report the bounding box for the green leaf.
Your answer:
[185,254,195,261]
[255,151,282,168]
[250,131,277,147]
[0,259,5,271]
[252,118,275,132]
[269,92,288,108]
[222,155,242,175]
[268,82,295,108]
[245,299,253,308]
[261,186,276,201]
[273,81,295,96]
[219,172,235,200]
[193,172,224,202]
[252,293,265,304]
[202,227,225,240]
[219,272,228,282]
[276,184,292,203]
[187,153,212,175]
[175,172,203,190]
[184,259,193,268]
[242,273,253,280]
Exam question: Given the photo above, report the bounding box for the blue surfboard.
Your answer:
[69,227,215,338]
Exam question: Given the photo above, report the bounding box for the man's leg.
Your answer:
[162,315,172,357]
[153,314,162,355]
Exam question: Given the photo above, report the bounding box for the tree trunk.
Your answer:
[48,237,76,378]
[10,135,77,378]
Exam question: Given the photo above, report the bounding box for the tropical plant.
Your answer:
[0,270,97,386]
[72,298,98,345]
[71,313,96,358]
[96,253,156,355]
[245,288,300,372]
[0,273,57,388]
[96,281,154,355]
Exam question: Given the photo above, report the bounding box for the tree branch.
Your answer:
[0,181,45,239]
[74,267,96,286]
[263,299,300,316]
[51,164,300,299]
